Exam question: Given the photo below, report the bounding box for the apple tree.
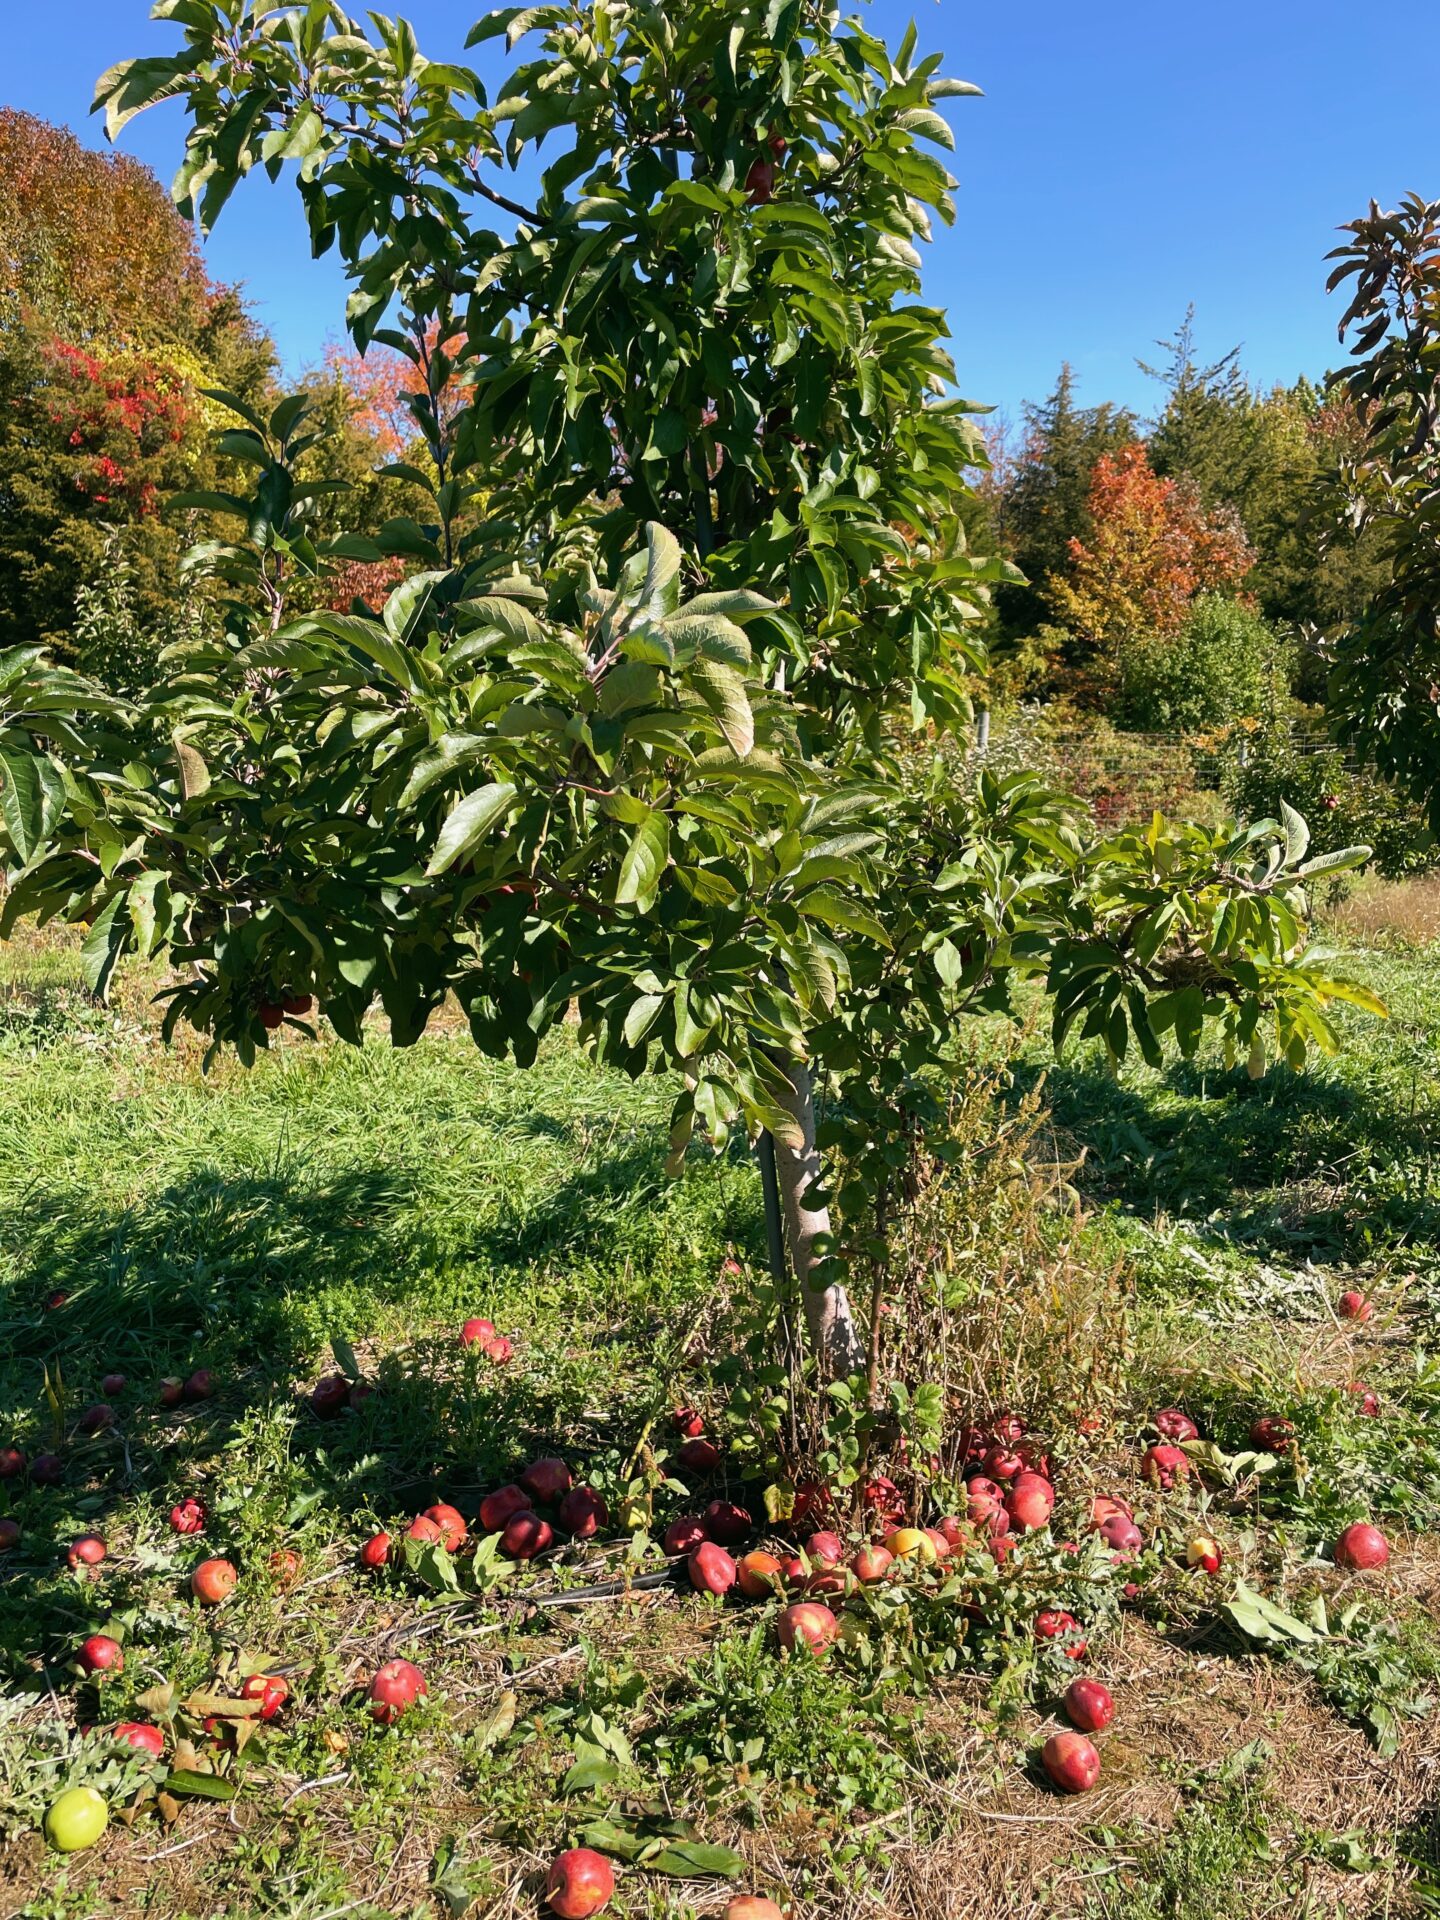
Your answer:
[1,0,1378,1414]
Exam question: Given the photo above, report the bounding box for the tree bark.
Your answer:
[767,1060,865,1378]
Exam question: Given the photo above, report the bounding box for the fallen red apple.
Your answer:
[923,1527,952,1560]
[100,1373,127,1398]
[1142,1443,1190,1490]
[479,1484,532,1533]
[110,1722,164,1755]
[368,1657,427,1725]
[77,1403,115,1436]
[67,1535,106,1570]
[1248,1415,1294,1452]
[1345,1382,1380,1416]
[805,1529,844,1568]
[348,1381,375,1410]
[677,1438,721,1474]
[159,1378,184,1408]
[663,1515,707,1556]
[241,1673,290,1721]
[545,1846,615,1918]
[851,1544,894,1584]
[1153,1408,1198,1442]
[309,1374,350,1419]
[268,1547,302,1588]
[726,1898,785,1920]
[500,1511,553,1559]
[938,1515,968,1549]
[737,1549,785,1598]
[983,1447,1022,1481]
[460,1317,496,1348]
[1005,1473,1056,1533]
[0,1519,19,1551]
[191,1557,238,1606]
[688,1540,738,1595]
[359,1531,391,1569]
[406,1515,445,1548]
[990,1413,1026,1445]
[673,1407,705,1438]
[988,1532,1015,1564]
[1034,1609,1088,1658]
[483,1334,513,1363]
[420,1503,468,1552]
[1334,1521,1389,1570]
[0,1446,24,1479]
[703,1500,751,1546]
[1016,1441,1052,1479]
[31,1452,63,1485]
[1063,1678,1114,1732]
[966,1477,1005,1524]
[1090,1494,1132,1527]
[1185,1533,1222,1574]
[520,1457,573,1505]
[776,1601,840,1653]
[1337,1289,1372,1323]
[184,1369,215,1402]
[558,1486,609,1538]
[79,1634,123,1675]
[1041,1730,1100,1793]
[44,1289,68,1311]
[169,1496,207,1536]
[1099,1512,1144,1553]
[777,1553,807,1590]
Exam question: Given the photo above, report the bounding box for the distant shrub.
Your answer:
[1114,595,1291,735]
[1227,725,1438,880]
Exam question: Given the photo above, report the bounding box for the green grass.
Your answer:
[3,925,1440,1919]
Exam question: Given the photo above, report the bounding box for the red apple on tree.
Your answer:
[546,1847,615,1918]
[368,1657,427,1724]
[744,156,775,204]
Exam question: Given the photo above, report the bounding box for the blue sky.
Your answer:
[8,1,1439,430]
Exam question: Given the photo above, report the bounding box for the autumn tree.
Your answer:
[1048,442,1253,688]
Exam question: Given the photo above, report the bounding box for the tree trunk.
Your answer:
[766,1060,865,1378]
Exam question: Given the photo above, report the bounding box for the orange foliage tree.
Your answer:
[1048,442,1253,668]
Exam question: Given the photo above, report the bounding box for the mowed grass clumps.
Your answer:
[2,928,1440,1919]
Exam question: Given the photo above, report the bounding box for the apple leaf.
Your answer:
[647,1842,746,1878]
[330,1335,361,1383]
[163,1769,238,1801]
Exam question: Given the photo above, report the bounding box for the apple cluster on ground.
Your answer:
[1,1288,1402,1912]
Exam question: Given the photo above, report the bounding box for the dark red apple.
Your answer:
[688,1540,737,1595]
[1034,1609,1088,1658]
[1099,1512,1143,1553]
[169,1497,207,1535]
[1153,1408,1198,1442]
[500,1511,553,1559]
[282,993,313,1016]
[520,1457,572,1504]
[478,1484,531,1533]
[1142,1443,1190,1490]
[100,1373,127,1398]
[183,1369,215,1402]
[966,1476,1005,1523]
[309,1374,350,1419]
[677,1437,721,1474]
[983,1447,1022,1481]
[1005,1472,1055,1533]
[1248,1415,1294,1452]
[258,1002,285,1030]
[67,1534,106,1569]
[804,1528,844,1567]
[77,1402,115,1435]
[30,1452,63,1486]
[159,1377,184,1408]
[1041,1730,1100,1793]
[545,1846,615,1918]
[744,156,775,204]
[0,1446,25,1480]
[368,1657,427,1724]
[1063,1678,1114,1732]
[673,1407,705,1438]
[558,1485,609,1539]
[0,1519,19,1551]
[663,1514,706,1556]
[703,1500,751,1546]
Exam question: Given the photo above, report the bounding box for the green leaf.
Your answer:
[426,783,519,877]
[1279,799,1310,868]
[690,660,755,757]
[616,810,670,912]
[641,524,683,615]
[0,744,45,863]
[80,891,130,1002]
[162,1770,238,1802]
[647,1843,745,1878]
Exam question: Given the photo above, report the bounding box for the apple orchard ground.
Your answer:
[3,886,1440,1920]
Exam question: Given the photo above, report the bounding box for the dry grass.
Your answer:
[1322,873,1440,948]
